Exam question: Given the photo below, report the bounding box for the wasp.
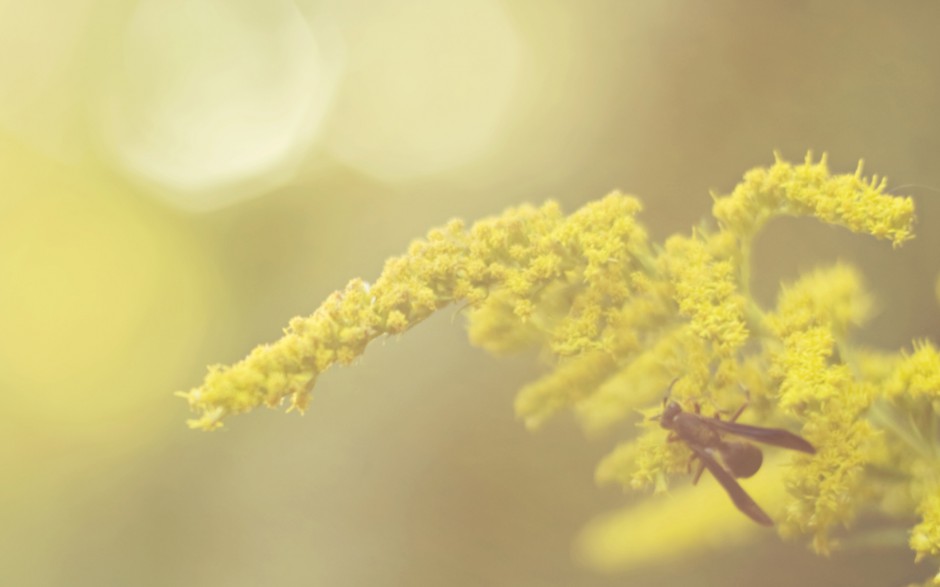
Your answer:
[656,380,816,526]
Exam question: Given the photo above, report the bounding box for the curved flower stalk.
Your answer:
[181,153,940,580]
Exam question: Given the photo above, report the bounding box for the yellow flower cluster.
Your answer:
[183,154,940,580]
[913,491,940,584]
[763,260,874,518]
[712,151,914,246]
[181,193,652,429]
[875,341,940,581]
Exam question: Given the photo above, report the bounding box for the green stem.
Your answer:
[868,399,933,460]
[737,234,771,337]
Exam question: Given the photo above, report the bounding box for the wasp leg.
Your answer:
[729,388,752,423]
[691,459,706,485]
[684,451,707,485]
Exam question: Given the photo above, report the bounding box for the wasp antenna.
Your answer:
[664,377,681,402]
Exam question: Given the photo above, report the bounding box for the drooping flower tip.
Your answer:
[711,152,915,247]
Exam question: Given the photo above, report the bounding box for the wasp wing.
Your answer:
[706,419,816,454]
[688,444,773,526]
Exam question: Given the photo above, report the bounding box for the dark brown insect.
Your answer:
[657,380,816,526]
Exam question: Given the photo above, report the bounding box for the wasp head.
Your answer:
[659,400,683,428]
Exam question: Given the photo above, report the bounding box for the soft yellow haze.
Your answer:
[321,0,521,180]
[1,1,940,586]
[0,130,219,584]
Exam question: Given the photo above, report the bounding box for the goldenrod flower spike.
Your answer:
[712,152,915,246]
[514,351,616,430]
[182,153,939,582]
[659,232,748,357]
[181,193,651,429]
[886,341,940,402]
[911,491,940,581]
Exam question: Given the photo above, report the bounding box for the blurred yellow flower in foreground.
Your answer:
[182,153,940,579]
[581,453,790,571]
[0,132,212,439]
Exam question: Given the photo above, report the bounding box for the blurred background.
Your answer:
[2,0,939,585]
